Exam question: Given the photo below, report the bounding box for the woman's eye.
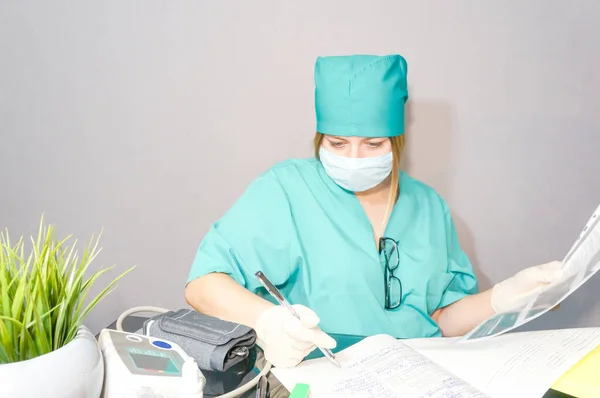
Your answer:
[367,142,382,148]
[330,141,344,147]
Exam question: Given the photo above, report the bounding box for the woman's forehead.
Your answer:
[325,135,387,141]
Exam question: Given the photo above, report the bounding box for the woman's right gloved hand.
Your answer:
[254,304,337,368]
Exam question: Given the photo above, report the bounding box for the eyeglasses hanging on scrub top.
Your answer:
[379,237,402,310]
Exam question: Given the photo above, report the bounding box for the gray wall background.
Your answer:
[1,1,599,334]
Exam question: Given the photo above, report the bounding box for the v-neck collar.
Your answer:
[315,159,408,243]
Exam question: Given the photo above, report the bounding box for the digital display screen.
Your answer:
[130,353,174,372]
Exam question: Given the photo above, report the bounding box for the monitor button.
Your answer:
[126,335,143,343]
[152,340,172,349]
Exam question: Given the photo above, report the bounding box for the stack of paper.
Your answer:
[273,327,600,397]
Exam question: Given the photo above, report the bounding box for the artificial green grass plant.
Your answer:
[0,216,135,364]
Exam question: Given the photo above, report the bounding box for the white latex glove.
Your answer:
[254,304,336,368]
[491,261,564,313]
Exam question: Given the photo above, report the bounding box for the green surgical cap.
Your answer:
[314,54,408,137]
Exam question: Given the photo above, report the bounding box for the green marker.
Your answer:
[289,383,310,398]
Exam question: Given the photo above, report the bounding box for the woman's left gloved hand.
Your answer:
[490,261,564,313]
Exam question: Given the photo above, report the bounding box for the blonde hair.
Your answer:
[313,133,406,234]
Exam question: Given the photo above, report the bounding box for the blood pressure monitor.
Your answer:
[98,329,206,398]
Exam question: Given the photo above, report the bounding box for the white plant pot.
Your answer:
[0,326,103,398]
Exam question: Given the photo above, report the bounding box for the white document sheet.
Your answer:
[272,327,600,398]
[273,334,487,398]
[461,203,600,341]
[406,327,600,398]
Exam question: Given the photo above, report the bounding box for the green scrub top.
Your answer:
[187,158,478,338]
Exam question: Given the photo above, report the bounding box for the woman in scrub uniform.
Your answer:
[184,54,562,371]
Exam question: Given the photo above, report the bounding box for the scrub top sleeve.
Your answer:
[438,203,479,308]
[187,225,247,286]
[186,171,293,292]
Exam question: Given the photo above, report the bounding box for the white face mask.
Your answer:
[319,147,393,192]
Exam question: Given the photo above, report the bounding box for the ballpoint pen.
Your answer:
[255,271,341,368]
